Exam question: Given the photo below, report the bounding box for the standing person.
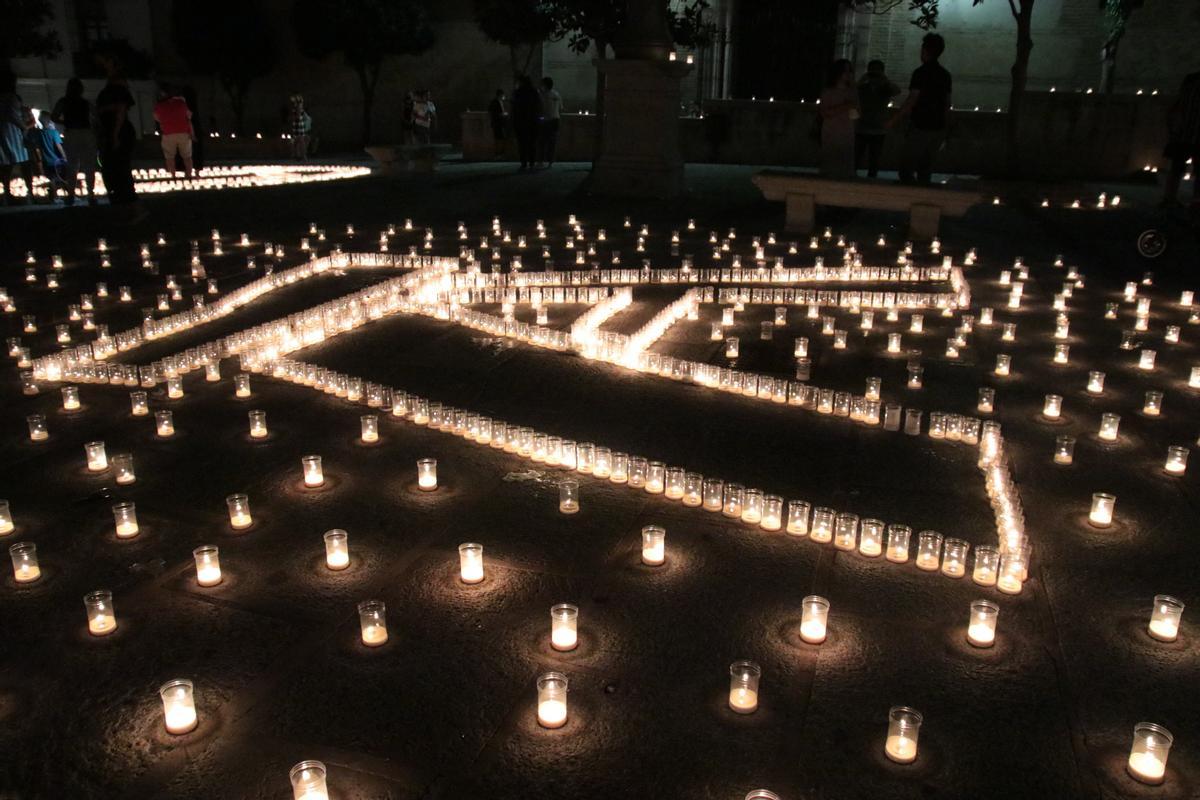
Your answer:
[52,77,98,204]
[0,70,34,205]
[889,33,952,185]
[182,86,204,171]
[818,59,859,179]
[1162,70,1200,208]
[856,60,900,178]
[412,89,436,144]
[511,75,540,172]
[35,114,69,198]
[95,59,138,207]
[288,95,311,161]
[488,88,508,158]
[400,91,415,144]
[538,77,562,168]
[153,85,195,178]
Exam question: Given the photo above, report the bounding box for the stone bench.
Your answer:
[365,143,453,174]
[752,170,983,239]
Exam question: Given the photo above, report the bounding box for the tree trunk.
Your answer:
[1100,38,1118,94]
[1005,1,1034,176]
[592,38,609,166]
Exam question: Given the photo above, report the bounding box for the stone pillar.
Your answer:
[588,58,691,197]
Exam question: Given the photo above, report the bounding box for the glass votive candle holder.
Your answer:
[193,545,222,586]
[155,410,175,437]
[610,452,629,483]
[977,387,995,414]
[910,314,924,333]
[972,545,999,585]
[682,473,703,506]
[795,358,812,381]
[722,484,745,518]
[794,337,809,357]
[323,529,349,570]
[1191,367,1200,389]
[786,500,811,536]
[702,478,724,511]
[0,499,12,535]
[358,599,388,646]
[576,443,595,474]
[559,480,580,514]
[646,461,666,494]
[9,541,40,582]
[290,761,328,800]
[728,660,761,714]
[1051,344,1069,365]
[234,373,251,397]
[459,542,484,583]
[166,376,184,399]
[112,453,135,484]
[800,595,830,644]
[85,440,108,472]
[628,457,648,488]
[915,530,943,571]
[27,414,48,442]
[225,493,252,530]
[1165,446,1189,475]
[1086,371,1105,395]
[130,390,149,415]
[417,458,437,490]
[664,467,685,500]
[941,538,968,577]
[903,408,922,436]
[113,501,139,538]
[204,362,220,382]
[62,385,80,410]
[641,524,666,566]
[967,599,999,647]
[811,507,835,543]
[1143,390,1163,416]
[1089,492,1115,527]
[992,354,1011,377]
[741,489,764,524]
[360,414,379,442]
[248,410,267,439]
[1127,722,1173,785]
[1098,413,1120,441]
[159,679,198,734]
[859,518,883,556]
[84,589,117,636]
[833,329,848,349]
[761,495,783,531]
[710,322,722,340]
[593,447,612,478]
[302,455,324,487]
[1139,349,1156,370]
[997,553,1024,595]
[1042,394,1062,419]
[885,706,922,764]
[537,671,569,728]
[725,337,739,359]
[1052,435,1076,465]
[761,321,774,340]
[1143,593,1186,644]
[834,513,858,551]
[550,603,579,651]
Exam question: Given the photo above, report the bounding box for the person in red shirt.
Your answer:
[153,85,195,177]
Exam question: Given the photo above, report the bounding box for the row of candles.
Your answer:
[13,164,370,201]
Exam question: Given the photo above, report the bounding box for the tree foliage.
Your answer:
[172,0,276,131]
[473,0,558,78]
[0,0,61,65]
[544,0,716,57]
[843,0,940,30]
[292,0,436,144]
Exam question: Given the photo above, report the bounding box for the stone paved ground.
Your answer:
[0,163,1198,800]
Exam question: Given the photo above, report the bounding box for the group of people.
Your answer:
[488,76,563,171]
[818,32,951,185]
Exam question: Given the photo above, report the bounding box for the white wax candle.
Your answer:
[116,520,139,538]
[942,559,965,578]
[916,554,939,571]
[538,698,567,728]
[1148,617,1179,642]
[236,387,251,398]
[665,486,684,500]
[326,549,349,570]
[418,474,437,490]
[1054,452,1073,465]
[886,734,918,763]
[14,564,40,583]
[559,500,579,514]
[64,398,80,410]
[230,512,252,530]
[461,556,484,584]
[164,703,197,734]
[116,471,135,485]
[361,623,388,646]
[996,575,1023,594]
[89,613,117,636]
[1128,751,1166,783]
[642,542,664,566]
[551,625,577,651]
[967,622,995,647]
[800,619,827,644]
[30,430,48,441]
[304,466,323,487]
[860,539,882,557]
[362,431,378,443]
[88,455,107,471]
[761,514,782,532]
[973,567,997,586]
[728,687,758,713]
[196,564,221,586]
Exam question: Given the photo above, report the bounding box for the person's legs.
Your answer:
[898,132,916,184]
[18,160,34,199]
[178,136,195,178]
[544,120,559,166]
[854,134,867,175]
[913,129,941,185]
[162,134,178,175]
[866,135,884,178]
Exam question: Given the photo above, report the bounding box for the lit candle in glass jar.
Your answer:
[234,373,251,397]
[1053,344,1069,364]
[885,706,922,764]
[113,501,139,538]
[537,671,569,728]
[85,440,108,472]
[358,600,388,646]
[761,495,783,531]
[941,538,968,577]
[996,553,1024,595]
[288,759,330,800]
[159,679,198,734]
[811,507,834,543]
[682,473,703,507]
[725,337,739,359]
[794,337,808,357]
[1147,594,1184,642]
[248,410,267,438]
[785,500,810,536]
[1053,435,1076,465]
[360,415,379,442]
[1042,394,1062,419]
[741,489,764,524]
[664,467,685,500]
[1143,390,1162,416]
[112,453,136,484]
[323,529,349,569]
[646,461,666,494]
[641,525,666,565]
[130,391,149,416]
[84,589,117,635]
[1089,493,1115,527]
[155,410,175,437]
[559,480,580,514]
[972,545,998,585]
[1087,371,1105,395]
[994,354,1011,376]
[966,599,999,647]
[728,660,761,714]
[166,376,184,399]
[1098,413,1120,442]
[1139,349,1156,370]
[1165,446,1188,475]
[978,387,995,413]
[0,499,12,535]
[459,542,484,583]
[834,513,858,551]
[302,455,324,487]
[417,458,437,490]
[550,603,579,651]
[799,595,830,644]
[193,545,222,586]
[1127,723,1173,785]
[62,385,80,410]
[9,542,40,582]
[27,414,48,441]
[225,494,252,529]
[857,518,883,556]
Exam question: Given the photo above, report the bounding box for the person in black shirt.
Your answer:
[511,75,541,172]
[95,59,138,206]
[488,89,507,158]
[51,77,97,204]
[889,33,951,185]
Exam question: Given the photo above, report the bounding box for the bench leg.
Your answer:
[784,193,816,234]
[909,203,941,240]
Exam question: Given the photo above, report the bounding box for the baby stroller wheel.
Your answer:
[1137,229,1166,258]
